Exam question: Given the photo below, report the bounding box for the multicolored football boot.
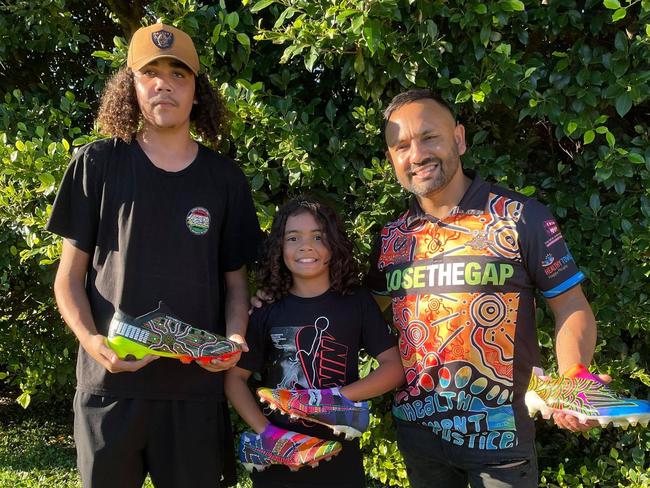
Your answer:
[239,424,342,472]
[107,302,240,365]
[526,364,650,428]
[257,387,369,440]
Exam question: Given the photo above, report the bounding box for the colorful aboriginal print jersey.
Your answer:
[366,172,585,451]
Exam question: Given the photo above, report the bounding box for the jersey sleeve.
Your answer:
[237,307,267,374]
[519,199,585,299]
[363,233,389,295]
[45,144,101,253]
[358,288,397,357]
[220,168,262,272]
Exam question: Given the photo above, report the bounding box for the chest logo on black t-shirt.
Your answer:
[186,207,210,235]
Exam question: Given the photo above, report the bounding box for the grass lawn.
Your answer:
[0,397,252,488]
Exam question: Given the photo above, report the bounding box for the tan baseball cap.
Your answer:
[127,23,200,75]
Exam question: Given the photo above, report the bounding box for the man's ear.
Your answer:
[385,149,393,165]
[454,124,467,156]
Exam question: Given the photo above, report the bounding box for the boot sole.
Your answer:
[525,391,650,428]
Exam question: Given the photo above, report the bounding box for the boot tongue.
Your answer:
[563,364,605,384]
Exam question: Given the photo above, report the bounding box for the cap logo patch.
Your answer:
[152,30,174,49]
[186,207,210,235]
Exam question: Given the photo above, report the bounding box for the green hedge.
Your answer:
[1,0,649,486]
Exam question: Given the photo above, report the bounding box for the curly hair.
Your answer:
[96,66,229,146]
[257,197,360,300]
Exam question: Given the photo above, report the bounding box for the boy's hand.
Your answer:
[82,333,158,373]
[197,333,248,372]
[249,289,273,314]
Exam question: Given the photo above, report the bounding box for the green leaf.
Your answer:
[211,24,222,43]
[472,91,485,103]
[615,93,632,117]
[426,20,438,40]
[480,25,491,47]
[251,173,264,191]
[589,194,601,213]
[304,47,318,72]
[250,0,275,12]
[38,173,56,189]
[524,67,536,78]
[520,185,536,196]
[584,130,595,144]
[474,4,488,14]
[92,50,113,60]
[472,130,488,145]
[627,153,646,164]
[567,122,577,135]
[226,12,239,30]
[363,22,379,56]
[612,8,626,21]
[236,33,250,49]
[621,219,632,233]
[325,100,336,123]
[501,0,525,11]
[354,49,365,74]
[606,131,616,147]
[17,392,31,409]
[603,0,621,9]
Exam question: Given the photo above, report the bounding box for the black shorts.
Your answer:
[73,391,233,488]
[395,419,538,488]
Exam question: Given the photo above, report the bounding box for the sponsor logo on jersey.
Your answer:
[186,207,210,235]
[541,254,555,267]
[544,219,559,236]
[543,252,573,277]
[543,220,564,247]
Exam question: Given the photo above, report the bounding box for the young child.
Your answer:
[225,197,405,488]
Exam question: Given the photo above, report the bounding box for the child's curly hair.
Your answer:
[257,197,360,300]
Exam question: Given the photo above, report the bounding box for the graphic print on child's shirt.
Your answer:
[270,316,349,390]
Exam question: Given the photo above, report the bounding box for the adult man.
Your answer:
[47,23,260,487]
[365,89,597,487]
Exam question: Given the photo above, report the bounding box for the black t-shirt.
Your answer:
[46,138,261,400]
[238,288,397,488]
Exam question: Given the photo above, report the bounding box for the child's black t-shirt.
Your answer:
[238,287,397,488]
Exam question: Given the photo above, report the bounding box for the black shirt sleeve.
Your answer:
[358,288,397,357]
[237,306,267,373]
[363,233,389,295]
[519,199,585,298]
[45,144,102,253]
[220,168,261,272]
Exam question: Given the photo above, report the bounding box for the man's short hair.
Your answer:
[383,89,456,129]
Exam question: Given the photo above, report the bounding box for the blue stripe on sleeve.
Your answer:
[542,271,586,298]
